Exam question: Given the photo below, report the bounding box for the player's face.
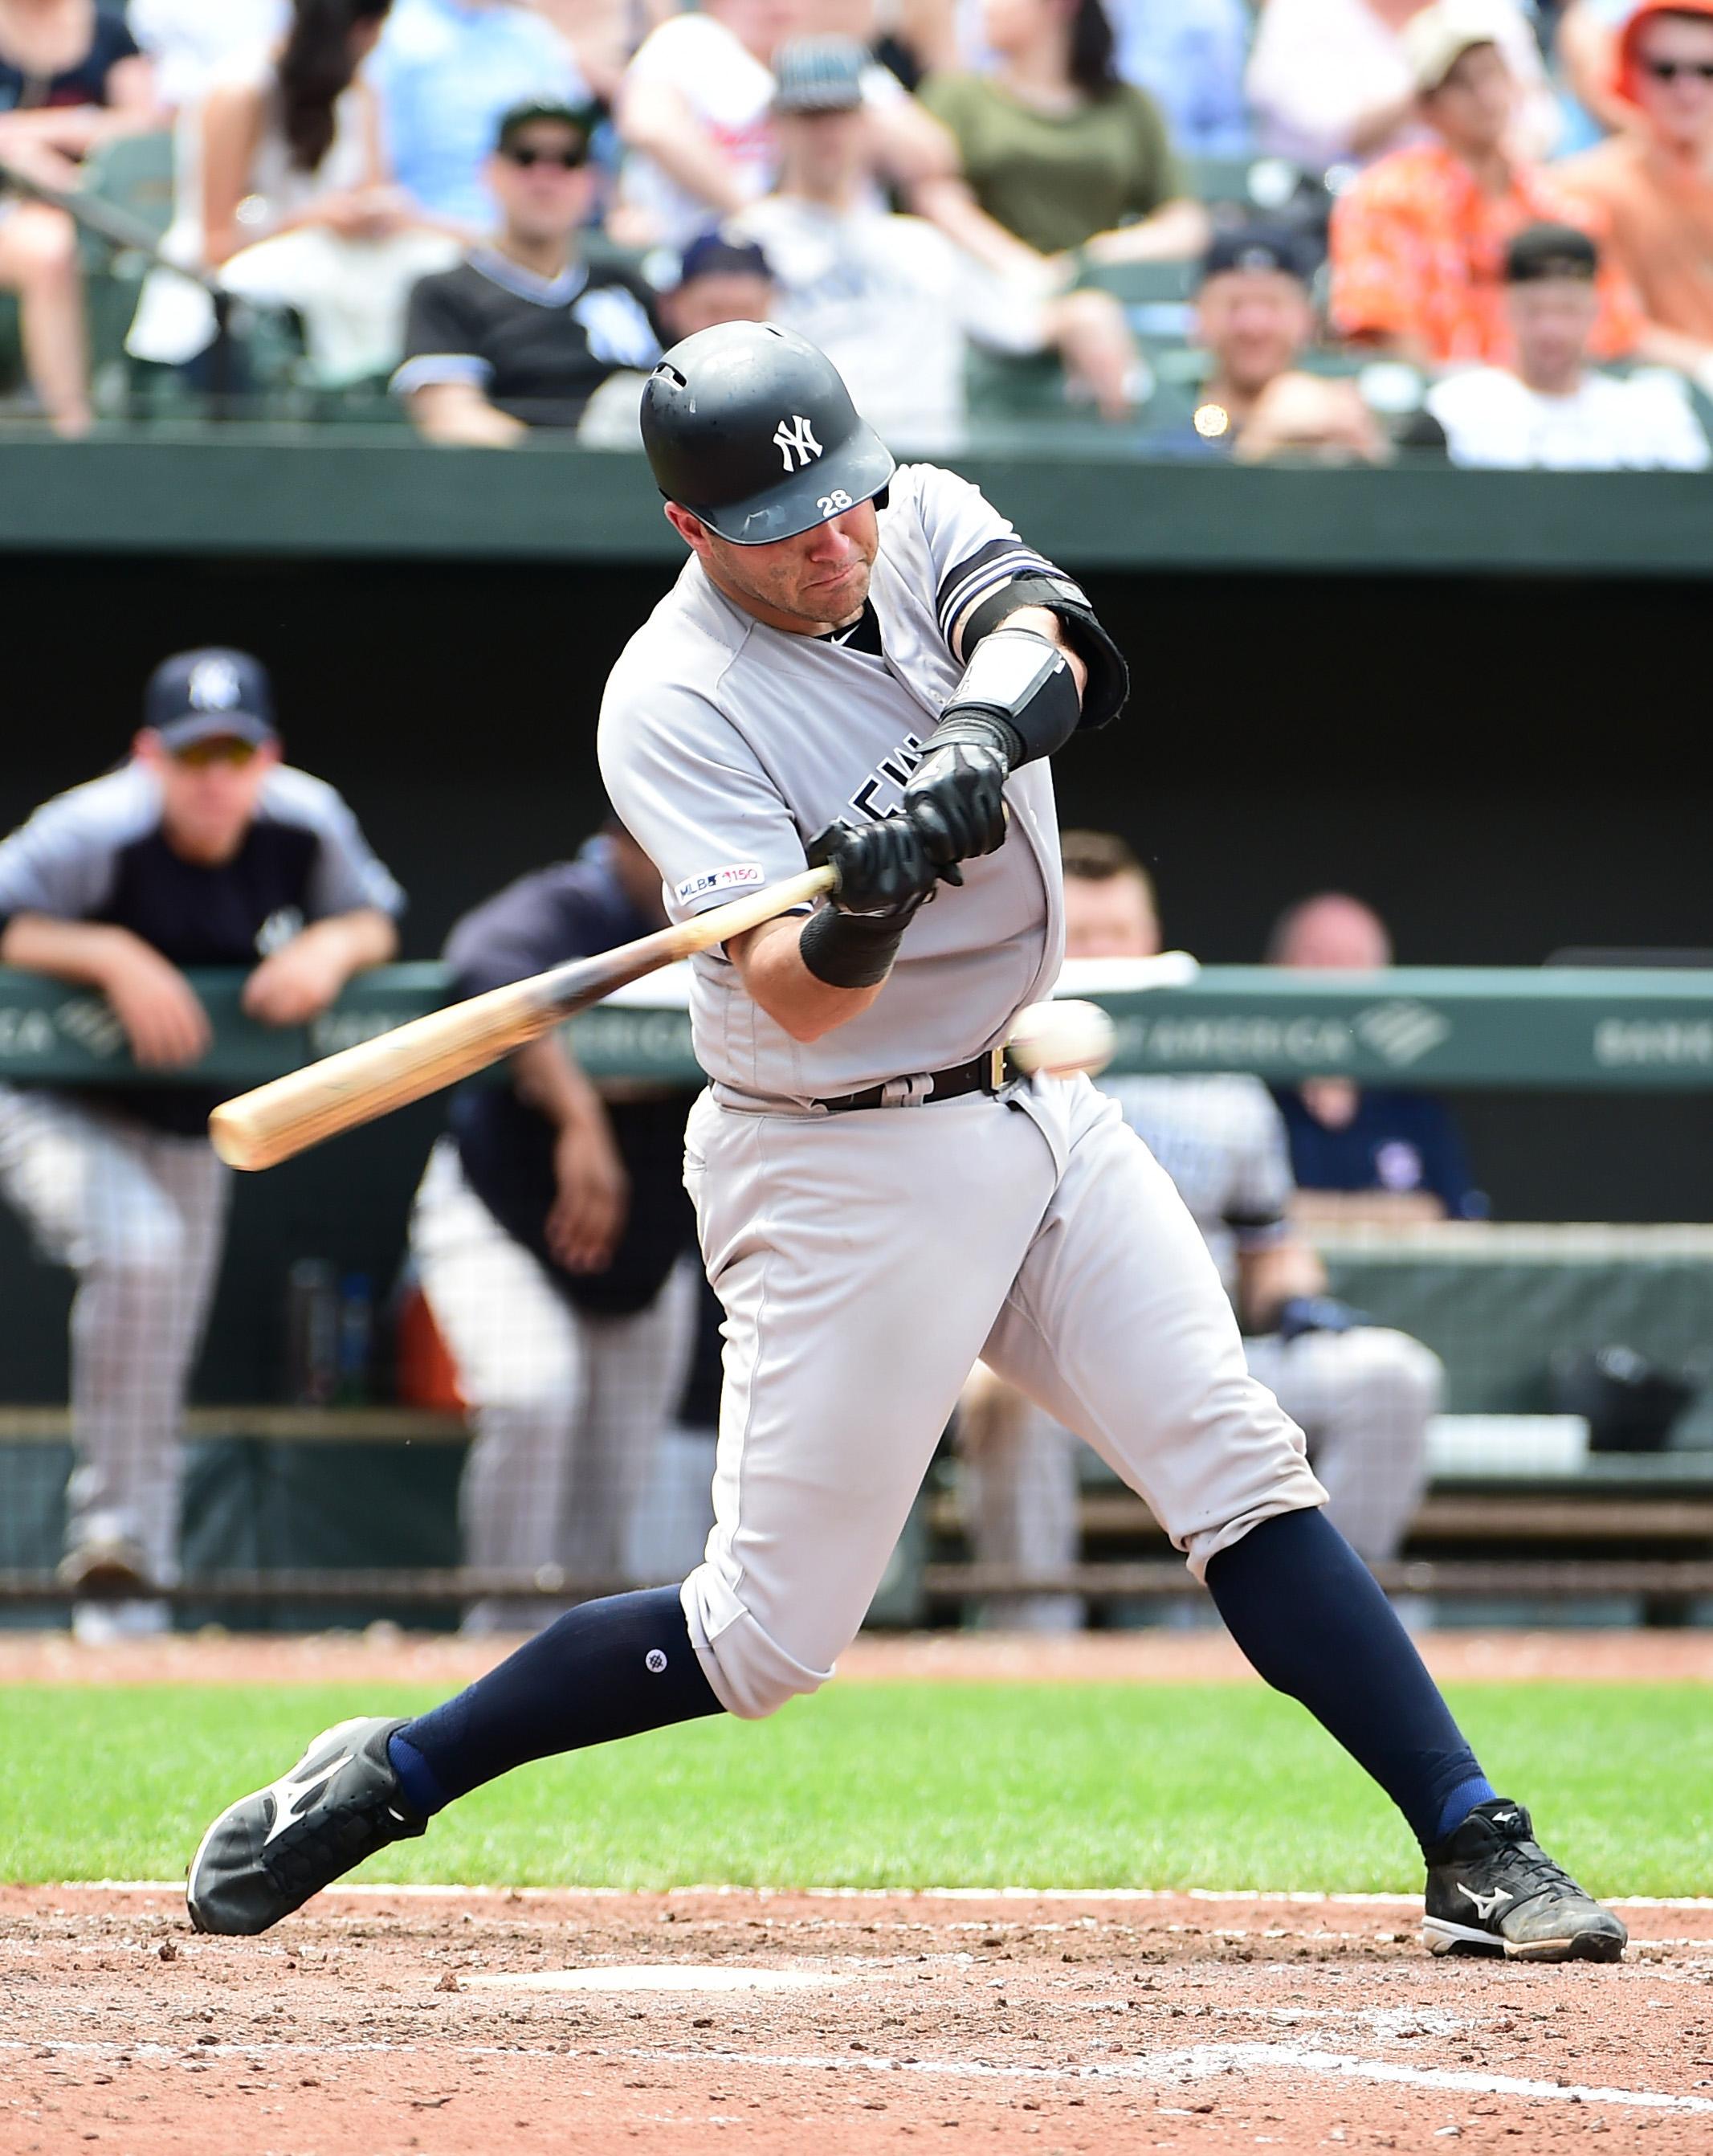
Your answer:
[673,499,881,633]
[1633,15,1713,147]
[1196,271,1311,396]
[487,126,595,244]
[139,732,279,866]
[1062,871,1160,960]
[1507,277,1598,389]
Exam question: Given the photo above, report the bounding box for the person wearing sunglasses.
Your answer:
[1562,0,1713,384]
[0,647,403,1642]
[393,98,663,445]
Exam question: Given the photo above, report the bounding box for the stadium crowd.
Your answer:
[2,0,1712,463]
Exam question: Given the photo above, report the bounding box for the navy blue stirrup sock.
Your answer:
[387,1586,723,1812]
[1205,1509,1492,1851]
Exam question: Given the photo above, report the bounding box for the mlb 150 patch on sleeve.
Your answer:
[675,864,767,904]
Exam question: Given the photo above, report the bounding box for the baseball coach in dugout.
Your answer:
[186,325,1625,1966]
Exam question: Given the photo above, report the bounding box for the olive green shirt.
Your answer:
[919,73,1184,256]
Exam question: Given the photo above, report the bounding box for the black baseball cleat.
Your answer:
[186,1716,427,1935]
[1422,1799,1626,1962]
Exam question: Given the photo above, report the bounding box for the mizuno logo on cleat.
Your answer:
[1491,1810,1521,1826]
[1457,1884,1514,1921]
[262,1752,353,1846]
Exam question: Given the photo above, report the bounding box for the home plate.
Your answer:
[460,1966,846,1995]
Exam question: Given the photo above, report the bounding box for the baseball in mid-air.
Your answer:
[1006,998,1117,1079]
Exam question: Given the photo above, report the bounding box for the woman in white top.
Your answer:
[1246,0,1559,169]
[129,0,456,386]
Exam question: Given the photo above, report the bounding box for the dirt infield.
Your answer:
[6,1882,1711,2155]
[6,1634,1711,2153]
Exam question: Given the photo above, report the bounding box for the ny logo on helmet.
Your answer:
[773,414,823,472]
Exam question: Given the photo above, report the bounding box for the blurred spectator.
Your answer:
[532,0,673,101]
[1328,4,1643,366]
[1427,222,1710,464]
[410,826,699,1633]
[394,97,659,443]
[614,0,948,251]
[916,0,1209,280]
[0,647,402,1641]
[1266,892,1488,1223]
[659,225,773,339]
[128,0,461,390]
[1169,223,1389,459]
[1248,0,1557,170]
[729,35,1137,443]
[0,0,160,432]
[573,228,776,447]
[128,0,288,111]
[1103,0,1251,155]
[1554,0,1639,147]
[367,0,587,232]
[1561,0,1713,378]
[940,0,1250,154]
[957,833,1438,1631]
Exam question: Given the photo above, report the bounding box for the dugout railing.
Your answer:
[4,959,1713,1623]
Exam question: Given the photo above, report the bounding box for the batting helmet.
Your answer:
[641,322,895,547]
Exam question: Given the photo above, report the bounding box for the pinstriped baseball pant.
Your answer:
[962,1325,1440,1628]
[0,1084,229,1585]
[410,1138,699,1633]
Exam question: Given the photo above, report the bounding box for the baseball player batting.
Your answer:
[186,323,1623,1962]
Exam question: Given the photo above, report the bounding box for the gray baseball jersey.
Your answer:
[595,459,1320,1726]
[598,463,1071,1104]
[1104,1074,1294,1298]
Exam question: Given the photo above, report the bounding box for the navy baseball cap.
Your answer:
[1199,224,1315,288]
[145,647,279,752]
[675,227,773,288]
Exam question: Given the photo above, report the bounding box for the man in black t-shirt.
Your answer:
[408,823,699,1631]
[392,99,663,444]
[0,648,403,1635]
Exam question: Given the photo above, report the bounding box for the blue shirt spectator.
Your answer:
[1106,0,1252,156]
[1271,1085,1489,1219]
[369,0,586,230]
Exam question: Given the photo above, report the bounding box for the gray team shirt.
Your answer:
[1106,1073,1295,1298]
[599,463,1076,1105]
[0,762,404,933]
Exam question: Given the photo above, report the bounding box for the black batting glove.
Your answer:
[807,815,954,918]
[902,713,1015,869]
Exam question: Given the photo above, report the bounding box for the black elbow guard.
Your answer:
[960,573,1130,733]
[940,627,1081,769]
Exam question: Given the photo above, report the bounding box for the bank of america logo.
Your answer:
[1356,999,1451,1068]
[773,414,822,470]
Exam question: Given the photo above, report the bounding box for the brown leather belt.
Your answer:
[814,1047,1013,1114]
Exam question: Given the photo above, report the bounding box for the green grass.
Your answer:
[3,1681,1707,1897]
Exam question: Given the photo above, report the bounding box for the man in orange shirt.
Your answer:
[1560,0,1713,373]
[1329,0,1644,366]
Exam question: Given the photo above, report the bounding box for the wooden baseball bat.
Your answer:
[209,864,836,1171]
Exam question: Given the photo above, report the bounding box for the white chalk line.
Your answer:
[2,2035,1707,2114]
[58,1880,1713,1912]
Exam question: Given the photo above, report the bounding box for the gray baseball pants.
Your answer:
[0,1084,229,1584]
